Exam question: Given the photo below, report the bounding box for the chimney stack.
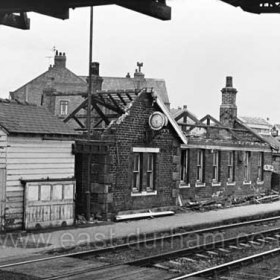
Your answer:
[87,62,103,93]
[219,76,238,127]
[54,51,66,68]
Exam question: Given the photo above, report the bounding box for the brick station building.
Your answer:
[70,88,186,220]
[174,77,274,204]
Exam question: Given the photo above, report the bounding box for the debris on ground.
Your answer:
[182,190,280,212]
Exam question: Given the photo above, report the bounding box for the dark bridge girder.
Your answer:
[0,0,171,29]
[221,0,280,14]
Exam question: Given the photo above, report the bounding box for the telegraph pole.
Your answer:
[86,6,94,221]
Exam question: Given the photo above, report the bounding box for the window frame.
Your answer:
[196,149,205,185]
[257,152,264,182]
[227,151,235,184]
[212,150,220,184]
[244,151,251,184]
[59,100,69,116]
[131,148,159,195]
[180,149,190,187]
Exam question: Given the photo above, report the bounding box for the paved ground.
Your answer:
[1,200,280,262]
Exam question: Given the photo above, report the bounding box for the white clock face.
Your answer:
[149,112,165,130]
[151,114,163,127]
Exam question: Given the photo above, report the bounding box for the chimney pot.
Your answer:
[90,62,100,76]
[54,51,66,68]
[226,76,233,87]
[183,105,187,110]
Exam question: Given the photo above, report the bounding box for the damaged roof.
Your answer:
[0,99,77,136]
[79,76,170,107]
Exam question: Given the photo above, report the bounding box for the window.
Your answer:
[227,151,235,183]
[60,100,69,116]
[212,151,220,183]
[180,149,189,185]
[132,152,156,193]
[244,151,251,183]
[197,150,205,183]
[132,153,141,192]
[257,152,264,181]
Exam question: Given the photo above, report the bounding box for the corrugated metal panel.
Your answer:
[5,136,75,230]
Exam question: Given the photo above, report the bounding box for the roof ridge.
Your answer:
[0,98,37,106]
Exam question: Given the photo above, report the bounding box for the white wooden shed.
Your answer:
[0,99,77,231]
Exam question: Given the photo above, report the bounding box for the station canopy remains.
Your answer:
[0,0,171,30]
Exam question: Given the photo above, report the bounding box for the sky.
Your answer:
[1,0,280,123]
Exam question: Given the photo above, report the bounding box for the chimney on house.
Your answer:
[42,88,56,115]
[54,51,66,68]
[86,62,103,93]
[134,62,145,79]
[219,76,238,128]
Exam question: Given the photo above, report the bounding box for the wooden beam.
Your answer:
[92,103,110,126]
[117,93,127,106]
[92,96,124,114]
[108,93,123,111]
[34,7,69,19]
[126,93,133,101]
[0,0,171,20]
[73,116,85,128]
[117,0,171,20]
[63,99,88,123]
[0,12,30,29]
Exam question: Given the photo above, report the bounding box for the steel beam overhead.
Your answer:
[221,0,280,14]
[0,0,171,29]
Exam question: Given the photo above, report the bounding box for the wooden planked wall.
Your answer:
[0,129,7,230]
[5,136,75,230]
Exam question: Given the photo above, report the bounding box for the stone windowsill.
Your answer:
[227,181,236,186]
[131,191,157,197]
[179,183,190,189]
[243,181,252,185]
[257,180,264,185]
[212,182,221,187]
[195,182,206,188]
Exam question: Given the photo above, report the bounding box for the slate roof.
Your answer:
[170,107,199,123]
[0,99,77,136]
[239,116,272,127]
[80,76,170,107]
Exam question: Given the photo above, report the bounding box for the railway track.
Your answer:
[41,226,280,279]
[2,215,280,280]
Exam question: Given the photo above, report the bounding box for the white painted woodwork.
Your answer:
[2,135,75,229]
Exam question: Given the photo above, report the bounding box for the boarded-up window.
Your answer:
[64,184,74,200]
[53,185,63,200]
[40,185,51,201]
[28,185,39,201]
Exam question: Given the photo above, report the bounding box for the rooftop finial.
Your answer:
[137,62,143,73]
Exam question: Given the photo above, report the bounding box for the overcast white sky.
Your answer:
[1,0,280,123]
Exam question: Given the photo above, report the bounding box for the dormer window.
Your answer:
[60,100,69,116]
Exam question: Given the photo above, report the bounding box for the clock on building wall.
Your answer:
[149,111,168,131]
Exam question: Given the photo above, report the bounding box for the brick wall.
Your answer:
[180,149,272,202]
[92,91,182,217]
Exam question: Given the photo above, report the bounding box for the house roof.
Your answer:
[171,107,200,123]
[239,116,272,127]
[79,76,170,107]
[152,93,187,144]
[0,99,77,136]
